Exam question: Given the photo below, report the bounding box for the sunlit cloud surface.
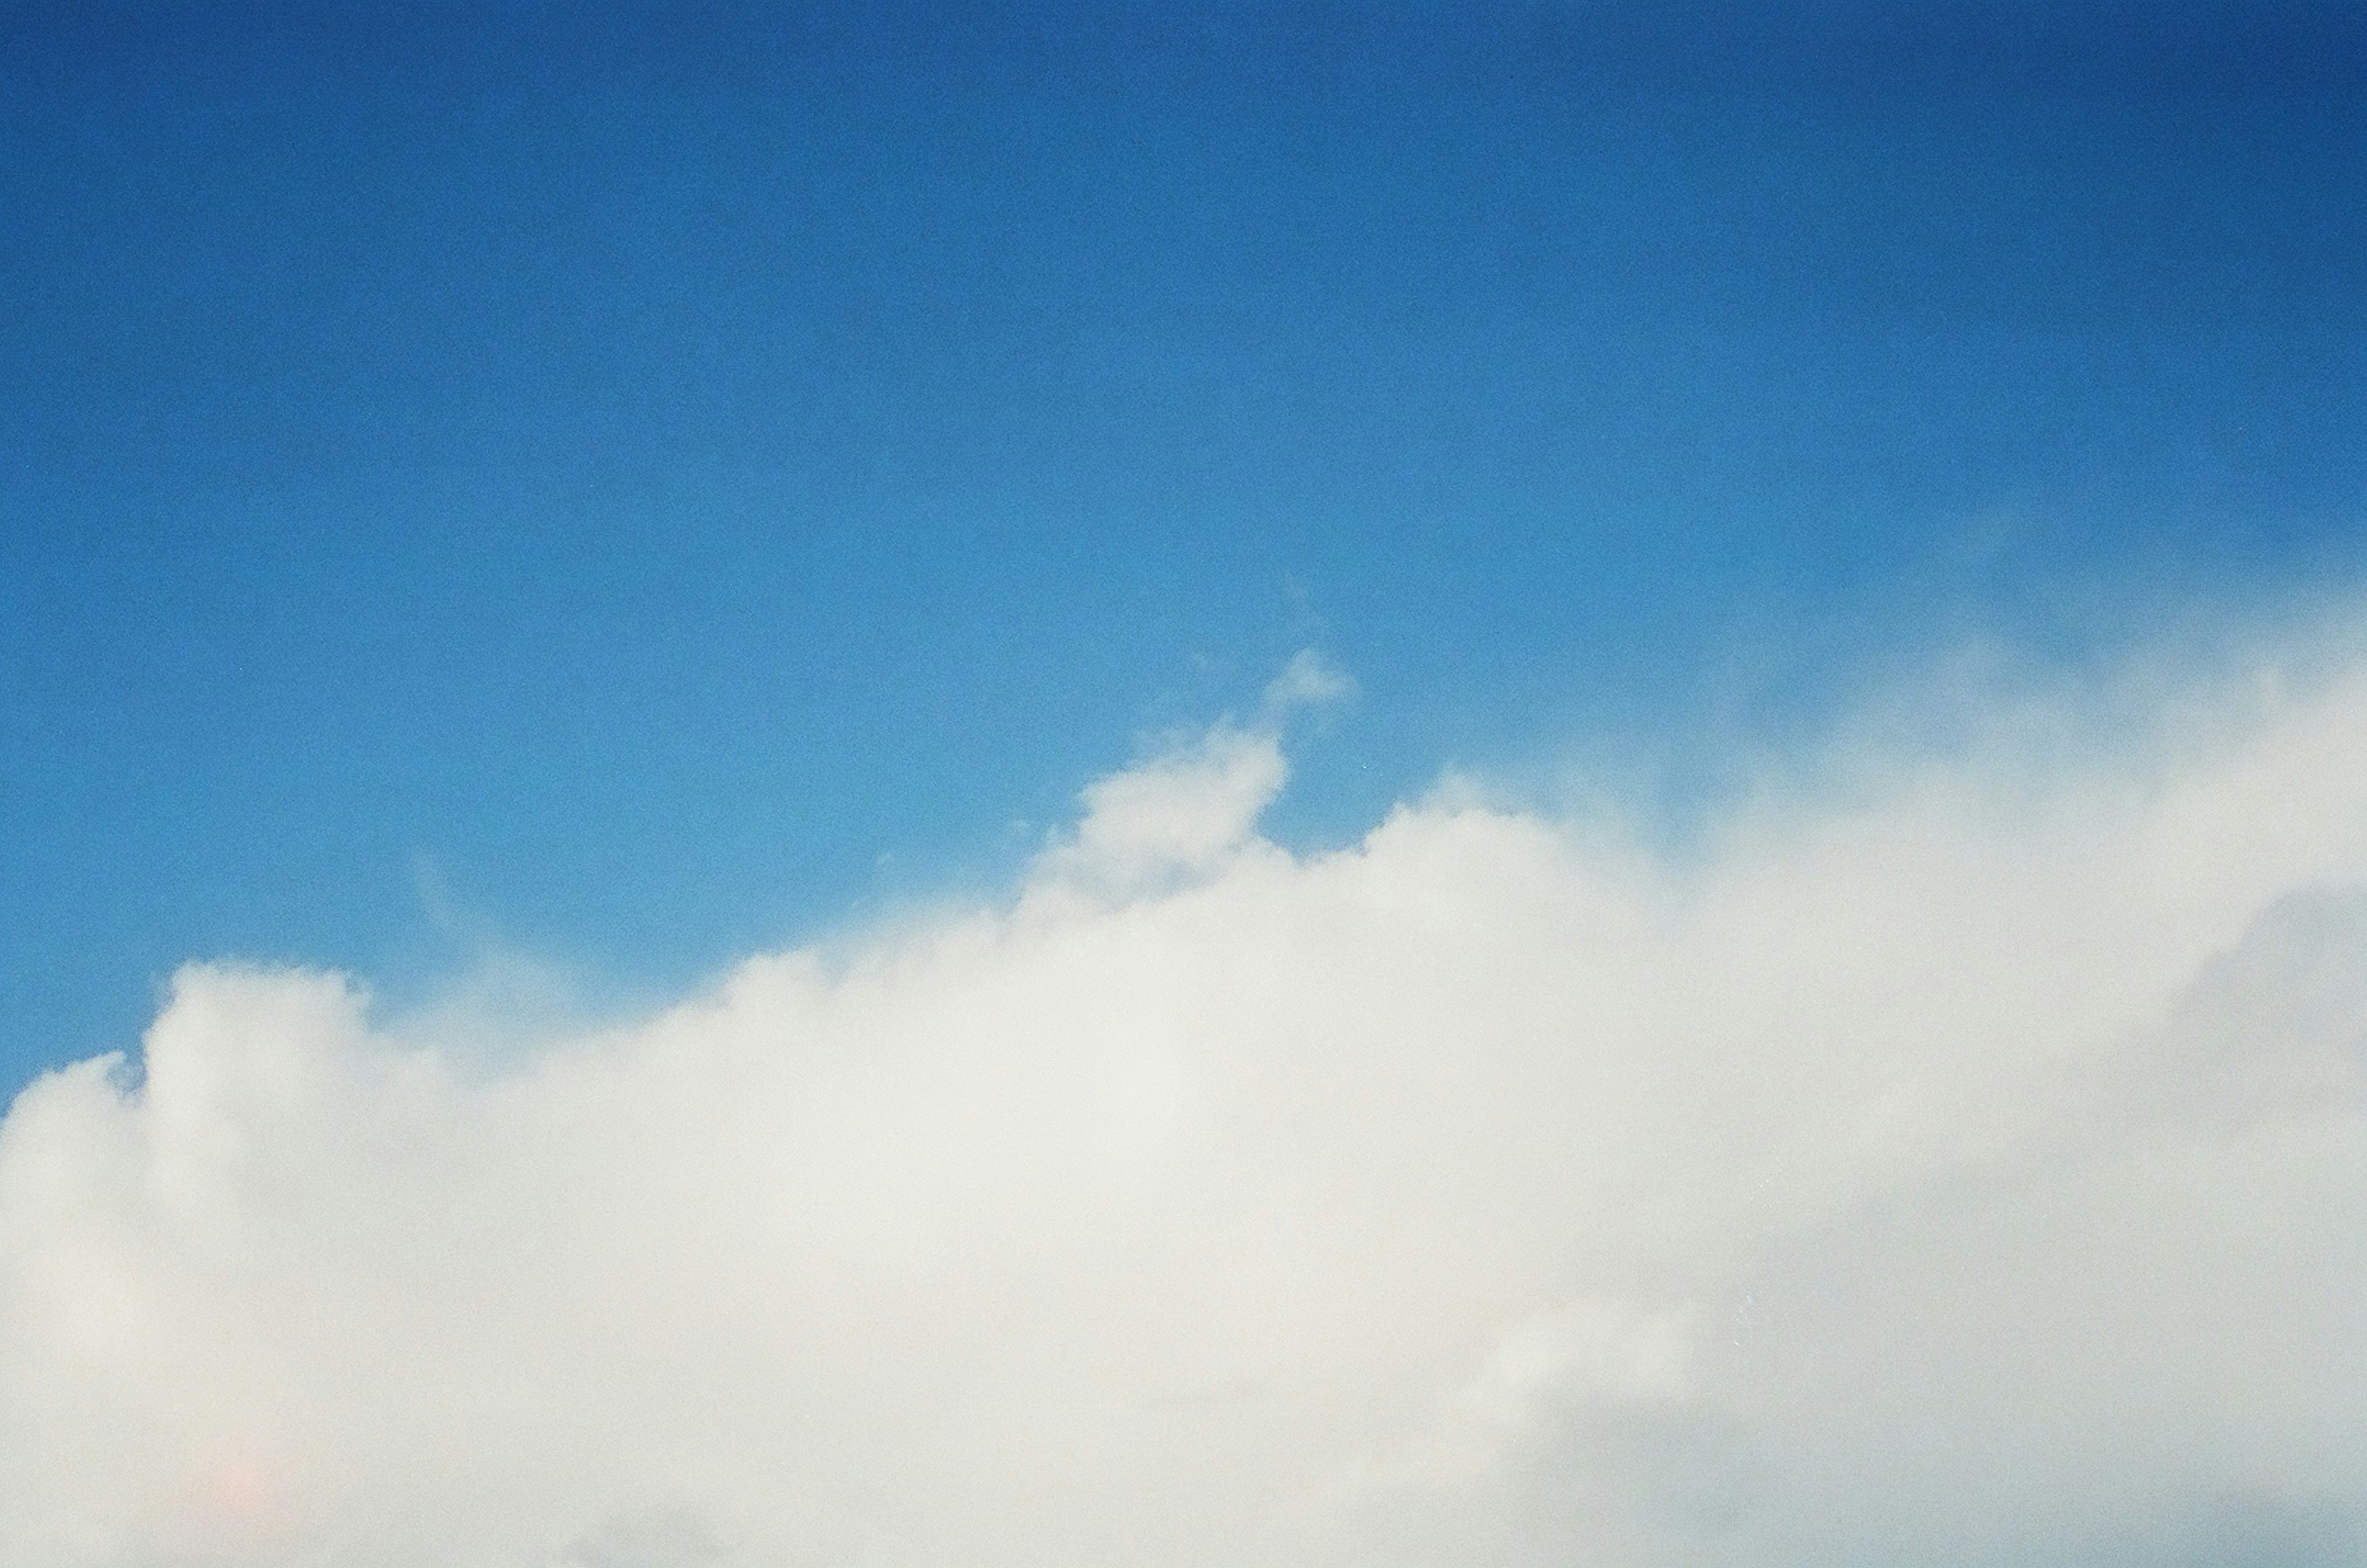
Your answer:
[5,642,2366,1567]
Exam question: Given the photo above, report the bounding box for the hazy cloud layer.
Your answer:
[6,639,2366,1567]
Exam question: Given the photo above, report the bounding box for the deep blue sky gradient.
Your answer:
[6,2,2365,1093]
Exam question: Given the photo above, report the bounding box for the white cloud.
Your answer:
[1262,648,1356,716]
[4,638,2366,1566]
[1026,719,1287,907]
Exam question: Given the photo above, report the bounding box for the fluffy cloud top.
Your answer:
[5,640,2366,1567]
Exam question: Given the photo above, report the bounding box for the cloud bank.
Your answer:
[5,637,2367,1567]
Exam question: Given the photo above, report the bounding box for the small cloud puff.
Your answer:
[1028,721,1286,906]
[1262,648,1356,716]
[4,645,2367,1567]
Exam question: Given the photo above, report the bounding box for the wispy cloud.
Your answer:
[1262,649,1356,718]
[4,635,2365,1567]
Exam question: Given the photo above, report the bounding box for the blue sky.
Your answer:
[5,1,2365,1093]
[9,8,2367,1564]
